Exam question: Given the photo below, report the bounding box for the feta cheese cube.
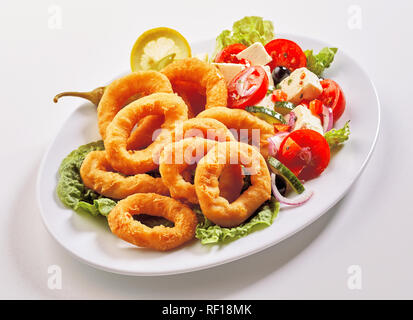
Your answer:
[212,63,246,85]
[255,93,274,110]
[279,67,322,104]
[236,42,272,66]
[291,104,323,135]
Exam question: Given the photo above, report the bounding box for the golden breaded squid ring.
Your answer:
[178,164,244,204]
[176,90,195,118]
[172,118,235,143]
[127,115,165,150]
[195,141,271,227]
[197,107,275,159]
[80,151,169,199]
[218,164,244,204]
[160,137,244,204]
[162,58,228,111]
[171,80,207,118]
[107,193,198,251]
[105,93,188,175]
[97,71,173,139]
[159,137,217,204]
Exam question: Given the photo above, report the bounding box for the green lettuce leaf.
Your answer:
[195,197,280,245]
[213,16,274,60]
[57,141,117,217]
[324,121,351,149]
[76,198,117,217]
[304,47,338,77]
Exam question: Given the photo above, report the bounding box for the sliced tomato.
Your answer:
[277,129,330,180]
[264,39,307,72]
[214,43,248,64]
[227,66,269,109]
[319,79,346,121]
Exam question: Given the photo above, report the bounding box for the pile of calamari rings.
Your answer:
[79,58,272,251]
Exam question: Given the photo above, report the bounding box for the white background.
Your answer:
[0,0,411,299]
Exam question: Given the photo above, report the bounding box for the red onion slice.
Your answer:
[271,173,313,206]
[286,111,297,128]
[267,132,289,157]
[322,106,333,132]
[268,138,277,157]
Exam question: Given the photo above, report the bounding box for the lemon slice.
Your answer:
[130,27,191,71]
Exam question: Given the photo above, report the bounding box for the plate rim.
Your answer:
[36,34,381,276]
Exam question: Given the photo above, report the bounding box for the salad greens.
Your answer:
[213,16,274,59]
[304,47,338,77]
[325,121,351,148]
[57,141,117,217]
[195,198,279,245]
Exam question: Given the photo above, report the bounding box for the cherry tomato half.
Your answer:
[278,137,306,176]
[227,65,269,109]
[319,79,346,122]
[277,129,330,181]
[264,39,307,72]
[214,43,248,64]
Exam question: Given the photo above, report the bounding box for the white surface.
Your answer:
[0,0,411,298]
[37,35,379,276]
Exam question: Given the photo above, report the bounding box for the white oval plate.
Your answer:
[37,34,380,276]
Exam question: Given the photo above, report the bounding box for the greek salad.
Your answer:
[211,16,350,206]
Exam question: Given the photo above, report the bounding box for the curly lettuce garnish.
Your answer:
[57,141,117,217]
[213,16,274,60]
[324,121,351,149]
[305,47,338,77]
[195,198,279,245]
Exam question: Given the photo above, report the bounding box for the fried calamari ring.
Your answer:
[197,107,275,159]
[162,58,227,111]
[159,137,244,204]
[80,151,169,199]
[97,71,173,140]
[159,137,217,204]
[179,164,244,204]
[126,115,165,150]
[176,90,195,118]
[107,193,197,251]
[172,118,235,143]
[105,93,188,175]
[172,80,207,118]
[218,164,244,204]
[195,141,271,227]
